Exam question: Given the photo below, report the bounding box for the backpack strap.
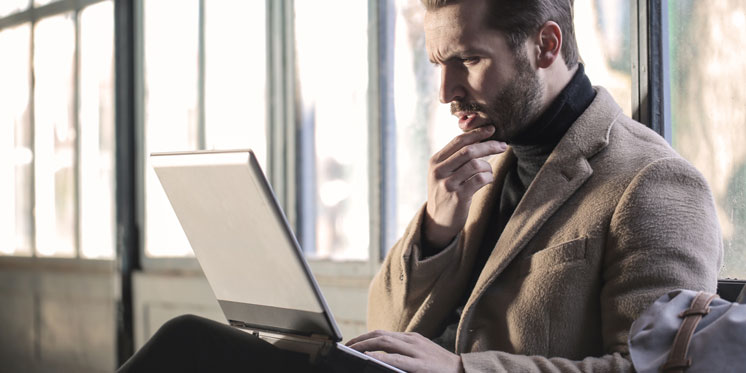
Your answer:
[661,291,719,372]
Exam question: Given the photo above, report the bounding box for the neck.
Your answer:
[542,62,579,111]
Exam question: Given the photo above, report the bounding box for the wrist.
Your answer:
[421,214,455,254]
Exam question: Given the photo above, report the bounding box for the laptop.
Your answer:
[151,149,404,372]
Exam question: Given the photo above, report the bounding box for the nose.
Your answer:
[439,65,466,104]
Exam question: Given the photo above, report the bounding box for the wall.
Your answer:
[0,264,117,373]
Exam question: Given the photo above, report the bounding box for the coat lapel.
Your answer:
[457,88,623,349]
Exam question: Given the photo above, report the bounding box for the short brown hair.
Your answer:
[422,0,579,68]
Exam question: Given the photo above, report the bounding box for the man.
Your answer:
[346,0,722,372]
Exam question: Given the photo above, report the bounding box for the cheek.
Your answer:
[468,63,503,101]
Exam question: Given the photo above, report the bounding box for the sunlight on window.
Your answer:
[295,0,370,260]
[143,0,199,257]
[34,0,59,7]
[574,0,632,116]
[393,0,459,241]
[0,0,29,18]
[669,0,746,279]
[0,24,32,257]
[204,0,266,166]
[34,14,76,258]
[79,1,115,259]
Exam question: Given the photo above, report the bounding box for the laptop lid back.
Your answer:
[151,150,342,341]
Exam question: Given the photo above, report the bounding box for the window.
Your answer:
[142,0,267,259]
[668,0,746,279]
[0,0,28,18]
[0,0,115,259]
[294,0,370,260]
[0,24,32,256]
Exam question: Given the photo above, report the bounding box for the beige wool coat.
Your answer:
[368,87,723,372]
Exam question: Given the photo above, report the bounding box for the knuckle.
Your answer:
[467,158,481,170]
[459,146,474,158]
[475,172,491,184]
[431,165,447,179]
[443,179,458,193]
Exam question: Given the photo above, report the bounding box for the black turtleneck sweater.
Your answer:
[431,64,596,351]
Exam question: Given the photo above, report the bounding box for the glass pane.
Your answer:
[143,0,199,257]
[392,1,634,242]
[669,0,746,279]
[204,0,267,168]
[574,0,633,116]
[295,0,369,260]
[0,24,32,256]
[393,0,460,241]
[33,0,59,7]
[34,14,76,257]
[0,0,29,18]
[79,1,115,259]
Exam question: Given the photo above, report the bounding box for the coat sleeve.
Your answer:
[367,204,466,333]
[452,157,722,372]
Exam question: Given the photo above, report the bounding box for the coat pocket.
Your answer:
[518,236,587,276]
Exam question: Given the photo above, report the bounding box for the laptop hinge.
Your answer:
[229,320,335,362]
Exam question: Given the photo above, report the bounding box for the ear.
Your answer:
[535,21,563,69]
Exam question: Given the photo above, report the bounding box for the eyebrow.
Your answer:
[428,48,489,65]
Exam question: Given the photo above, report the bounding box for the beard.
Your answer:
[451,52,543,142]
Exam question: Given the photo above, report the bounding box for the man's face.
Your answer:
[424,0,544,142]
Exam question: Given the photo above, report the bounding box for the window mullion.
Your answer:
[646,0,672,141]
[631,0,647,125]
[266,0,297,231]
[29,11,38,258]
[74,7,81,259]
[197,0,205,149]
[114,0,139,364]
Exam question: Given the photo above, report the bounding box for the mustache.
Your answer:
[451,101,486,115]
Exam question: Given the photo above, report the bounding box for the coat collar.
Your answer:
[455,87,623,352]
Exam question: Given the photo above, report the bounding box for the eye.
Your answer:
[462,56,481,65]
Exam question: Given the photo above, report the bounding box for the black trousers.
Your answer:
[118,315,394,372]
[118,314,329,372]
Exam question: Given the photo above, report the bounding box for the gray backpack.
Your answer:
[628,287,746,373]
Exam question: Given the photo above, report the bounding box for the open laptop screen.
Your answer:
[151,150,341,340]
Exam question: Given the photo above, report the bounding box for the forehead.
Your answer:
[423,0,505,59]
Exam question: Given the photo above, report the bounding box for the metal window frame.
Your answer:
[631,0,671,141]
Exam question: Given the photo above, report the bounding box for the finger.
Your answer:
[458,170,494,198]
[346,330,418,347]
[432,126,495,164]
[348,334,419,357]
[345,330,382,347]
[442,158,493,192]
[433,141,505,180]
[365,351,420,372]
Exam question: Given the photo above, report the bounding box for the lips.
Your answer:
[456,111,481,131]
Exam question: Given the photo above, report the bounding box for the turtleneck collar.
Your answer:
[508,63,596,188]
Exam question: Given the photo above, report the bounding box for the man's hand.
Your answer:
[423,126,507,249]
[346,330,464,373]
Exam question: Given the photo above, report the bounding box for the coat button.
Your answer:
[399,273,404,281]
